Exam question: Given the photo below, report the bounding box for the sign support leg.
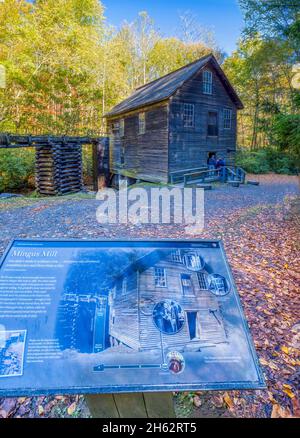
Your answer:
[85,392,175,418]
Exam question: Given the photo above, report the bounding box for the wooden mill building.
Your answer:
[105,54,243,185]
[108,249,228,352]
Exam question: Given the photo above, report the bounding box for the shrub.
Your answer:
[0,145,94,193]
[236,149,270,174]
[265,149,294,174]
[236,148,296,175]
[271,114,300,170]
[0,149,35,192]
[82,145,93,186]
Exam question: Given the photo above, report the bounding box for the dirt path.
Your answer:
[0,174,298,250]
[0,174,299,418]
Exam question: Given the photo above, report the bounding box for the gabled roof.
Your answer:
[113,249,170,284]
[105,54,243,118]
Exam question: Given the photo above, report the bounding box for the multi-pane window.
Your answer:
[203,70,213,94]
[181,273,194,296]
[213,277,226,295]
[207,111,218,136]
[111,122,120,134]
[183,103,195,128]
[197,272,207,290]
[139,112,146,134]
[154,267,167,287]
[224,108,232,129]
[171,249,182,263]
[120,118,125,137]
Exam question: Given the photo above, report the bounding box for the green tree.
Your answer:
[148,38,214,79]
[224,36,293,148]
[0,0,105,134]
[239,0,300,59]
[225,0,300,153]
[0,3,227,137]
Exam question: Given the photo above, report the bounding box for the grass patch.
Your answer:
[174,393,195,417]
[0,192,95,211]
[130,182,172,189]
[236,148,297,175]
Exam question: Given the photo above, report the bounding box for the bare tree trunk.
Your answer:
[143,59,146,84]
[101,59,107,134]
[251,82,260,150]
[239,114,246,147]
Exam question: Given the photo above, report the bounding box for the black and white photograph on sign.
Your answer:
[152,301,185,335]
[0,330,26,378]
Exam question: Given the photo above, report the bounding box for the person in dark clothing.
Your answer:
[216,157,225,169]
[207,154,216,176]
[207,155,216,167]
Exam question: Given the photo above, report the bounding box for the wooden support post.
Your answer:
[35,141,83,196]
[92,142,99,192]
[221,167,226,183]
[85,392,175,419]
[91,137,110,191]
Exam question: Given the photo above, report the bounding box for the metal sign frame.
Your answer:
[0,238,265,396]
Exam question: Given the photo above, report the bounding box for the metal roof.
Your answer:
[105,54,243,118]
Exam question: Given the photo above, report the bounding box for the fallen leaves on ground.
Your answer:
[0,182,299,418]
[186,196,300,418]
[67,402,77,416]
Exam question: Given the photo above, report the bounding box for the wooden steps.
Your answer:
[174,166,247,188]
[247,180,260,186]
[227,181,240,187]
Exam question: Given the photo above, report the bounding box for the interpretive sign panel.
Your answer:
[0,239,265,396]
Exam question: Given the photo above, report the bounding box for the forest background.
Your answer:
[0,0,299,191]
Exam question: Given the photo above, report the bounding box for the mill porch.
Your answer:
[169,165,247,188]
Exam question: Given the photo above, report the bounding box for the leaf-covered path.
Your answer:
[0,174,299,418]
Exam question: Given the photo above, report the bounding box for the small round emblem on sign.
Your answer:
[207,274,230,296]
[167,351,185,375]
[182,251,205,271]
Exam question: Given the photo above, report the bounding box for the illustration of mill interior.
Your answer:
[108,249,229,352]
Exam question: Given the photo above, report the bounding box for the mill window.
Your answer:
[139,112,146,134]
[207,111,218,137]
[203,70,213,94]
[181,273,194,296]
[154,267,167,287]
[224,108,232,129]
[183,103,195,128]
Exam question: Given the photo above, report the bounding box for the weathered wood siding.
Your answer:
[168,63,238,174]
[109,273,140,349]
[107,103,169,183]
[138,259,227,351]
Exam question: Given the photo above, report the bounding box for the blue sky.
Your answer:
[103,0,244,55]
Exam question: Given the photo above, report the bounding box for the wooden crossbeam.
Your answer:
[0,134,100,148]
[0,133,110,195]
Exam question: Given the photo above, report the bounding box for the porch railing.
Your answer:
[179,166,246,186]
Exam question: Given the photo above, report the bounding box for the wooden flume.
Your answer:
[0,134,102,195]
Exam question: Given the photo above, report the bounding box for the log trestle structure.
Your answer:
[0,134,110,195]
